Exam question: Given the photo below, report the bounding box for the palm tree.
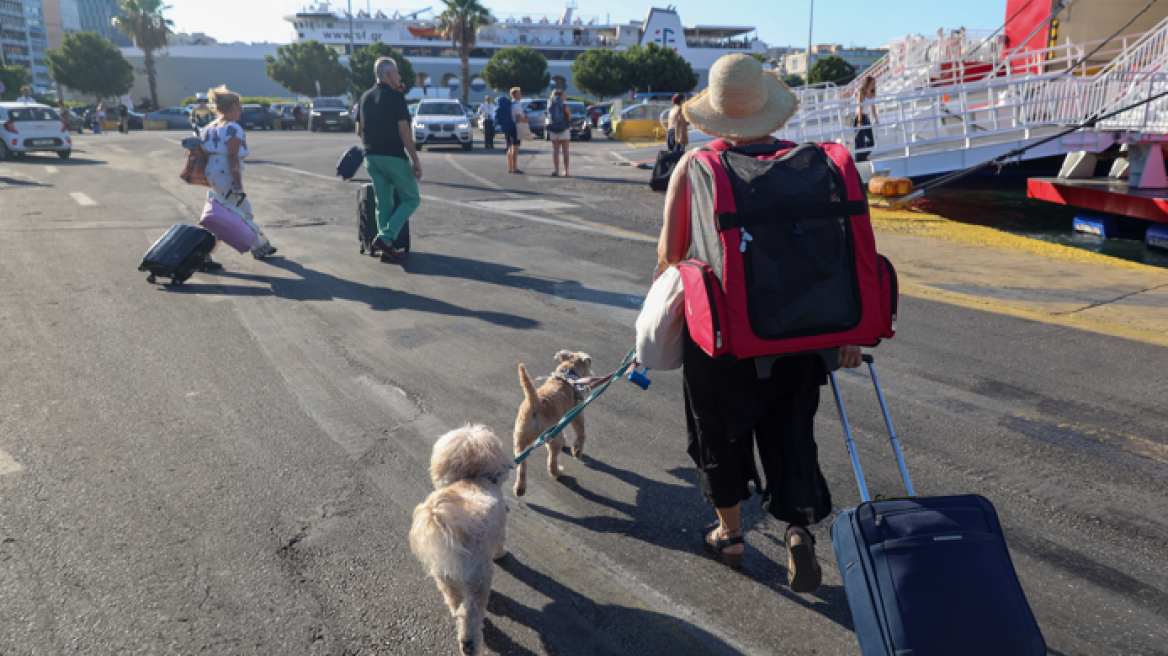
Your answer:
[435,0,492,105]
[113,0,173,109]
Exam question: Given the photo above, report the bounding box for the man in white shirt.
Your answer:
[477,95,496,149]
[16,86,36,105]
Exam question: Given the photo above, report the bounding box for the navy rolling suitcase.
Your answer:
[336,145,364,180]
[358,183,409,257]
[138,224,217,285]
[829,356,1046,656]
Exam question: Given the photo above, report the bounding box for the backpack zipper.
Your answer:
[680,261,722,349]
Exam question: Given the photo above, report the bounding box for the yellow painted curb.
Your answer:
[143,120,168,131]
[899,281,1168,348]
[869,204,1159,272]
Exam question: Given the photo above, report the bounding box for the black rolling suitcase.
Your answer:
[358,183,409,257]
[336,145,364,180]
[829,355,1046,656]
[648,149,684,191]
[139,224,217,285]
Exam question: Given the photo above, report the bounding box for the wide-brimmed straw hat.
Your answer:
[683,54,799,140]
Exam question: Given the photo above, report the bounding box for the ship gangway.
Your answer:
[773,16,1168,184]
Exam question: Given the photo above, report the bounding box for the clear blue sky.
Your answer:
[166,0,1010,50]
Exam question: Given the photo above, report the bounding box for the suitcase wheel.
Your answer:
[360,244,365,254]
[146,274,157,284]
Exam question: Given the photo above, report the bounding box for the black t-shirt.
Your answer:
[356,83,410,159]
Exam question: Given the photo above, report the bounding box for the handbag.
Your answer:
[199,191,257,254]
[517,121,532,141]
[635,266,686,370]
[179,147,210,187]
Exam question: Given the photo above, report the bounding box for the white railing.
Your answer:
[777,72,1097,161]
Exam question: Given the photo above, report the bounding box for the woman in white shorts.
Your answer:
[547,90,572,177]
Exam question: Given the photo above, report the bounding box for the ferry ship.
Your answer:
[284,2,767,98]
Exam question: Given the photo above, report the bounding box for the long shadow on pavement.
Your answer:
[399,252,642,311]
[488,554,742,655]
[525,457,855,632]
[171,258,540,329]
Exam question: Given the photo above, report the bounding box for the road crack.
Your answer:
[1054,282,1168,315]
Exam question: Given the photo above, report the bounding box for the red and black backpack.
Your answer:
[679,139,898,370]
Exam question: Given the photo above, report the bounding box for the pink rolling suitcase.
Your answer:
[198,195,256,254]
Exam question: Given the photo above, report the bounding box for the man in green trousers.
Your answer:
[355,56,423,262]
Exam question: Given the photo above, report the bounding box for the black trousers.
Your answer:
[682,331,833,527]
[483,119,495,148]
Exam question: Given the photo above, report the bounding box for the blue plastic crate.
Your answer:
[1147,224,1168,252]
[1073,212,1118,238]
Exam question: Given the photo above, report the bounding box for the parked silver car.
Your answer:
[144,106,193,130]
[412,100,473,151]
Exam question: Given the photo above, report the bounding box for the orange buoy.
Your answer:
[868,177,914,197]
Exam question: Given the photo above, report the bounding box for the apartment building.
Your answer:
[783,44,886,78]
[76,0,130,47]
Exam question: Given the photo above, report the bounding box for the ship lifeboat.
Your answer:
[408,26,441,38]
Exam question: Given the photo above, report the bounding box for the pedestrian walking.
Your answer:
[96,103,107,134]
[504,87,526,174]
[657,54,864,590]
[57,101,72,128]
[16,86,36,105]
[354,56,422,263]
[850,76,878,162]
[190,92,213,133]
[199,85,278,268]
[118,103,129,134]
[665,94,688,152]
[546,89,571,177]
[478,95,496,149]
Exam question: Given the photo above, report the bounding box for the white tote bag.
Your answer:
[517,121,533,141]
[635,266,686,370]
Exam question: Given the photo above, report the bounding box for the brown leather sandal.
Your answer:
[704,521,745,569]
[786,525,822,593]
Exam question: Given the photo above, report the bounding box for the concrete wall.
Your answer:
[118,45,297,107]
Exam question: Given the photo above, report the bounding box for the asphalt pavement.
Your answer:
[1,128,1166,655]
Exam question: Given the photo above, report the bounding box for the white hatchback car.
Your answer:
[412,100,473,151]
[0,103,73,160]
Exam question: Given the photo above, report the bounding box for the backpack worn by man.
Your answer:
[494,95,515,131]
[678,139,898,376]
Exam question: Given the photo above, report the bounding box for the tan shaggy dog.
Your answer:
[410,424,512,656]
[512,350,594,497]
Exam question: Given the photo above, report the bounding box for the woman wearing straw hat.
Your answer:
[656,54,863,591]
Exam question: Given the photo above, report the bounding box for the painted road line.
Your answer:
[0,449,23,475]
[70,192,97,206]
[543,209,657,243]
[444,153,524,198]
[282,167,336,182]
[471,198,579,212]
[281,163,653,244]
[420,194,656,243]
[44,166,58,174]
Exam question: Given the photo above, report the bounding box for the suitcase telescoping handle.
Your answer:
[828,354,915,502]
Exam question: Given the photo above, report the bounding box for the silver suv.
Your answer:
[412,100,473,150]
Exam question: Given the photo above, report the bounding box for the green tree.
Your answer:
[622,42,698,94]
[783,73,805,88]
[807,55,856,86]
[44,32,134,101]
[0,63,32,102]
[113,0,173,108]
[569,48,630,100]
[265,40,350,97]
[481,46,550,96]
[750,52,767,63]
[349,43,416,96]
[435,0,491,105]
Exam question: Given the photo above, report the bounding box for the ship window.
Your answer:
[327,22,333,28]
[439,48,458,57]
[384,24,392,29]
